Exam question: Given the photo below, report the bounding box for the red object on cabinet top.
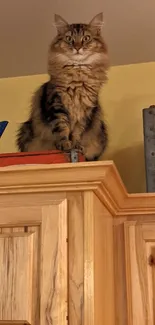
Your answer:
[0,150,85,167]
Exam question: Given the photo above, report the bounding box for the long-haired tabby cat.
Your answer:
[17,13,109,161]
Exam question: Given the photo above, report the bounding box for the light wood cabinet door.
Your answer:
[0,193,68,325]
[125,221,155,325]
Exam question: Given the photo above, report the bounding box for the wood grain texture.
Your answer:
[0,227,35,323]
[29,226,40,325]
[0,192,67,325]
[93,194,115,325]
[124,221,155,325]
[113,219,128,325]
[41,202,68,325]
[68,193,84,325]
[83,192,115,325]
[146,242,155,325]
[84,191,94,325]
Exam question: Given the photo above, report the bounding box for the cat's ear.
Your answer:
[89,13,104,33]
[54,14,68,34]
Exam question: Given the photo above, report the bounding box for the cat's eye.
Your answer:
[65,35,73,43]
[83,35,91,43]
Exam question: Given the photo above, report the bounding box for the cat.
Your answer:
[17,12,109,161]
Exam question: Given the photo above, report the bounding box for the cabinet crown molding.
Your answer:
[0,161,155,215]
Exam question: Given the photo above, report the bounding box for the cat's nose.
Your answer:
[74,44,81,52]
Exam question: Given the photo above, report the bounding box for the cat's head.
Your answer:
[49,13,109,68]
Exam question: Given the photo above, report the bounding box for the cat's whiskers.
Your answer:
[63,63,92,69]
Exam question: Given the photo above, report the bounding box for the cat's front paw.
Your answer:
[56,138,72,152]
[74,142,84,154]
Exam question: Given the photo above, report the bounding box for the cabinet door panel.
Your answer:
[125,222,155,325]
[0,196,68,325]
[0,227,36,323]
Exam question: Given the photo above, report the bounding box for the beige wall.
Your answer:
[1,62,155,193]
[1,0,155,77]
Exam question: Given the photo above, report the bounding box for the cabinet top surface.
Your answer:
[0,160,155,216]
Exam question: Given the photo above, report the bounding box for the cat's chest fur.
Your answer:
[57,67,98,125]
[61,85,93,122]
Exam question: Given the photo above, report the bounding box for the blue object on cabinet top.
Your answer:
[0,121,9,137]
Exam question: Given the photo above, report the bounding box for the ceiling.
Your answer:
[0,0,155,78]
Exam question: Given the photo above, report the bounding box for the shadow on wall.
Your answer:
[104,143,146,194]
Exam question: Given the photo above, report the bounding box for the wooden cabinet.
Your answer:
[0,161,155,325]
